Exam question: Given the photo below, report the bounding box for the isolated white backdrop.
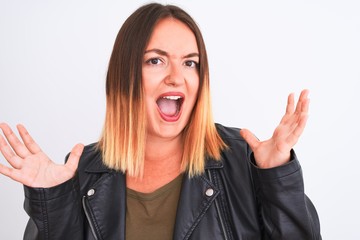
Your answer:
[1,0,359,239]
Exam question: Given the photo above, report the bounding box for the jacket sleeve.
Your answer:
[23,176,84,240]
[250,150,322,240]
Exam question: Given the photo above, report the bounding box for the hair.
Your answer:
[98,3,226,178]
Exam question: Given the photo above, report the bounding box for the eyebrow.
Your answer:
[144,48,199,58]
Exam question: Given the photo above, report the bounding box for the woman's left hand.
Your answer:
[240,89,310,169]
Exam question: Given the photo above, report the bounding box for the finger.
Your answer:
[0,123,31,158]
[0,135,23,169]
[240,129,260,151]
[65,144,84,172]
[285,93,295,114]
[280,92,296,126]
[17,124,42,154]
[288,95,309,123]
[294,89,309,114]
[280,103,309,141]
[0,163,25,184]
[286,93,310,130]
[301,97,310,113]
[0,163,13,178]
[286,114,309,146]
[282,90,309,126]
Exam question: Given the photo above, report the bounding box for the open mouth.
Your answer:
[156,95,184,121]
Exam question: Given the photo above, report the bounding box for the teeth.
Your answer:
[162,96,182,100]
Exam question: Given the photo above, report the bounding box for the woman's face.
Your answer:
[142,18,199,141]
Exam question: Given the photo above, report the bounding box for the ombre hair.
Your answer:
[98,3,226,178]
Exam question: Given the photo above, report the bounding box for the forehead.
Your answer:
[146,18,198,54]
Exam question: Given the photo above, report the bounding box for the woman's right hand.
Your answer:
[0,123,84,188]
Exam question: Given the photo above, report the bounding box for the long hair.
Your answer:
[98,3,226,178]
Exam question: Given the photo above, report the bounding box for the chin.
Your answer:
[157,125,184,139]
[147,119,188,141]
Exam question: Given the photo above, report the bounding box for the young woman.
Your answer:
[0,3,321,240]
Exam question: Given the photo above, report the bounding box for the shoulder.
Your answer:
[215,123,247,146]
[80,142,101,161]
[212,124,254,187]
[74,143,115,194]
[64,143,110,173]
[212,123,252,165]
[78,143,111,172]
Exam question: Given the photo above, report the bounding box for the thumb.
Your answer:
[65,143,84,172]
[240,129,259,151]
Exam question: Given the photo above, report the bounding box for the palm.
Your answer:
[240,90,309,169]
[0,123,83,188]
[12,151,76,188]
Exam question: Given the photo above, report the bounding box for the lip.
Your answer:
[156,92,185,122]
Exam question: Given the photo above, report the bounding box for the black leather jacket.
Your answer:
[23,124,321,239]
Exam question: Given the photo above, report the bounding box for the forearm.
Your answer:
[23,176,84,240]
[251,151,321,240]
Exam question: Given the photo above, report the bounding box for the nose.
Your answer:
[164,62,184,86]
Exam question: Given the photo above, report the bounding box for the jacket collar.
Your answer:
[204,156,223,169]
[84,152,112,174]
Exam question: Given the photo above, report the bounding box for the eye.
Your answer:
[184,60,198,68]
[146,58,163,65]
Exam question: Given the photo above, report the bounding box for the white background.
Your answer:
[1,0,359,239]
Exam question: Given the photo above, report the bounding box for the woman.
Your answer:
[0,3,321,240]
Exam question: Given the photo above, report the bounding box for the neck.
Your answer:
[126,134,183,193]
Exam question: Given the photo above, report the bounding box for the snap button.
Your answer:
[87,189,95,196]
[205,188,214,197]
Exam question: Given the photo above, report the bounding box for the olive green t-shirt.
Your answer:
[126,174,183,240]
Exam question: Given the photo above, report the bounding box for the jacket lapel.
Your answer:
[83,155,127,240]
[173,158,223,240]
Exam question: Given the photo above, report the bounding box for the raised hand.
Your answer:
[0,123,84,188]
[240,89,310,169]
